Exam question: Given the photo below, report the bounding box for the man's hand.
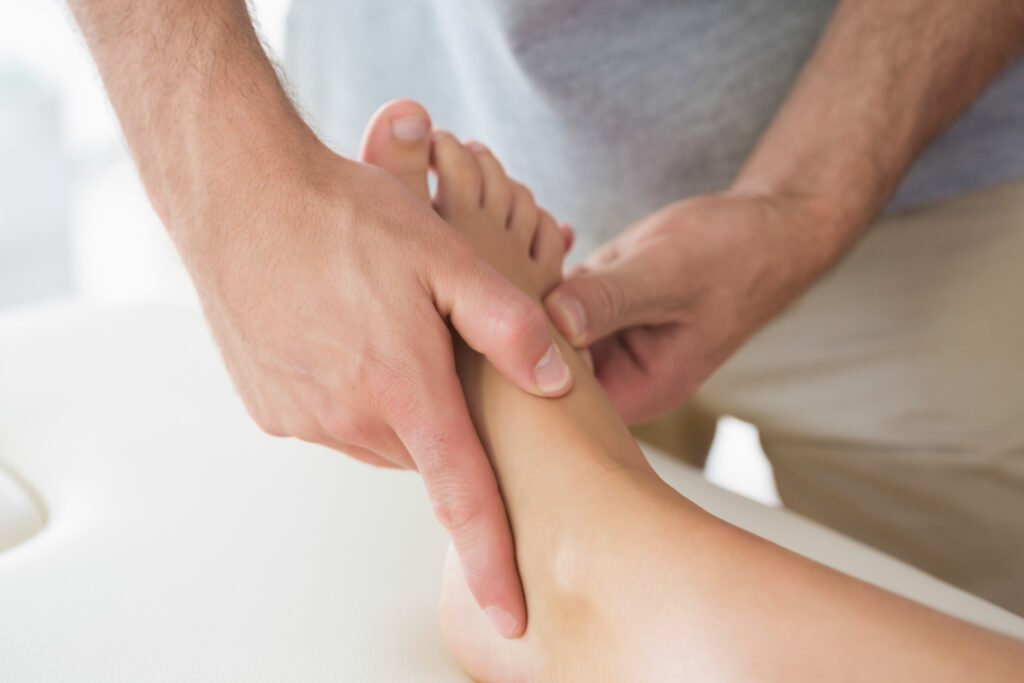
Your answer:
[546,0,1024,424]
[544,193,830,424]
[190,131,570,637]
[67,0,573,638]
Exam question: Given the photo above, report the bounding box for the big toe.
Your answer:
[359,99,432,201]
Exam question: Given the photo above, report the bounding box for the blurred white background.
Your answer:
[0,0,778,505]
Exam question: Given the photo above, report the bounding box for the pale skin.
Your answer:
[359,99,1024,682]
[67,0,1024,640]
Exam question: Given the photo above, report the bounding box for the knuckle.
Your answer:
[431,488,482,533]
[431,235,478,287]
[319,412,348,441]
[282,415,321,444]
[234,395,282,438]
[257,419,288,438]
[403,423,450,469]
[245,402,288,438]
[370,362,451,443]
[370,363,419,420]
[318,408,369,443]
[247,403,292,440]
[447,239,481,275]
[493,297,547,348]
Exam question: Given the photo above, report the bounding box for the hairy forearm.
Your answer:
[735,0,1024,256]
[67,0,317,234]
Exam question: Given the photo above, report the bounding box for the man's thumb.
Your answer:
[440,257,573,398]
[544,268,639,347]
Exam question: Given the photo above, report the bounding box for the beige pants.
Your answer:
[634,179,1024,615]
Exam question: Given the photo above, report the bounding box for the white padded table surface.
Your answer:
[0,302,1021,682]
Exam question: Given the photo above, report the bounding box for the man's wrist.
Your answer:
[721,182,863,287]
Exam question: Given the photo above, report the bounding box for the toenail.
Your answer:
[534,344,571,395]
[484,606,519,638]
[547,293,586,345]
[391,114,429,140]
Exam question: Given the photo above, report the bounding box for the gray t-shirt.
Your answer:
[283,0,1024,259]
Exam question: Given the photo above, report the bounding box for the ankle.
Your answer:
[518,464,665,678]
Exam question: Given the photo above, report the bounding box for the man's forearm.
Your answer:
[734,0,1024,258]
[67,0,314,235]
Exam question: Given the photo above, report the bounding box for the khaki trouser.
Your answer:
[633,179,1024,615]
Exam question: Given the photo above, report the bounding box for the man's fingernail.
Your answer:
[534,344,571,395]
[484,606,519,638]
[391,114,428,140]
[548,293,586,345]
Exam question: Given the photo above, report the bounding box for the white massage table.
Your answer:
[1,302,1021,682]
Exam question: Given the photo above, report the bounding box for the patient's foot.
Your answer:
[360,99,579,682]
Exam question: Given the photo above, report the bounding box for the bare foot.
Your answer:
[360,99,573,682]
[360,100,569,303]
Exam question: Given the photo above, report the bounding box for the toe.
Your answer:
[431,131,483,217]
[359,99,432,202]
[507,182,539,244]
[530,209,567,292]
[466,142,513,223]
[558,222,575,253]
[532,210,564,261]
